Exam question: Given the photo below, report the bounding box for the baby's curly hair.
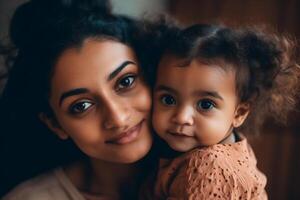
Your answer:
[159,24,300,135]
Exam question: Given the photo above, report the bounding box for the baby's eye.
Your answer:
[197,99,215,111]
[69,101,93,114]
[160,95,176,106]
[116,75,136,90]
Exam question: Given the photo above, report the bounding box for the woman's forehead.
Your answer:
[49,40,138,98]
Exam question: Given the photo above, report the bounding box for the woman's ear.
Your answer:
[233,103,250,128]
[39,113,69,140]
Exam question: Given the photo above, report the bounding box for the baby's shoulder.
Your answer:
[186,138,251,169]
[184,143,252,181]
[186,144,233,167]
[183,144,266,198]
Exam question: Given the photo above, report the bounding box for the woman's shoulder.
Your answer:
[2,168,61,200]
[2,168,84,200]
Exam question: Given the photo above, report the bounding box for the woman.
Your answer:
[0,0,158,199]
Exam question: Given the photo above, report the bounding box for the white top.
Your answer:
[2,168,86,200]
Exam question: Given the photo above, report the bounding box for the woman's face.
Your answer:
[44,39,152,163]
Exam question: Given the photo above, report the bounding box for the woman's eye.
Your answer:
[197,99,215,111]
[160,95,176,106]
[69,101,93,114]
[117,75,136,90]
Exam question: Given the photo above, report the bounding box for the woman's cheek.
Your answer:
[134,86,152,112]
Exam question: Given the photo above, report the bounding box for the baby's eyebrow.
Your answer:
[194,90,224,101]
[155,85,178,95]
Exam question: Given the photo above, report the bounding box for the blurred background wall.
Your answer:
[0,0,299,199]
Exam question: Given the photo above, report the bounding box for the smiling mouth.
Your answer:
[105,120,144,145]
[167,131,193,137]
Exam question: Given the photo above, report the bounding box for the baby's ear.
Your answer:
[233,103,250,128]
[39,113,69,140]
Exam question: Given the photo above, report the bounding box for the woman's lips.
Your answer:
[106,120,144,145]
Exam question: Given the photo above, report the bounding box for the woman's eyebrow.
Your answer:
[108,60,136,81]
[59,88,89,106]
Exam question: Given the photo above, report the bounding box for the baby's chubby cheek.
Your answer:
[195,118,233,145]
[151,106,166,137]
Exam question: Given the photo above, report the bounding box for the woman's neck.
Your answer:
[64,159,143,199]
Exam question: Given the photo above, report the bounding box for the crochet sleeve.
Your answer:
[156,141,267,200]
[180,149,266,200]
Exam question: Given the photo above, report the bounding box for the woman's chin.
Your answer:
[118,140,153,164]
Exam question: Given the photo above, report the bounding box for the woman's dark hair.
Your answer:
[158,24,300,134]
[0,0,153,195]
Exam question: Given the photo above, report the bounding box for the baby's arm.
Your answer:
[184,152,235,200]
[181,149,266,200]
[154,149,232,199]
[155,144,267,200]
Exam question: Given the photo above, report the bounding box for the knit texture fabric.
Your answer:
[154,134,267,200]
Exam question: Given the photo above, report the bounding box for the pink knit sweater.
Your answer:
[154,134,267,200]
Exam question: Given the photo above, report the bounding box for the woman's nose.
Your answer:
[171,105,194,126]
[102,99,130,130]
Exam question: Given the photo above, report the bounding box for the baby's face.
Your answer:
[152,55,247,152]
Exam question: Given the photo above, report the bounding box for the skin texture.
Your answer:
[41,39,152,164]
[152,55,249,152]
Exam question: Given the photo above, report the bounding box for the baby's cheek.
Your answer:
[208,117,233,137]
[152,107,165,134]
[194,117,229,144]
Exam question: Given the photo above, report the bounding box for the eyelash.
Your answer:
[196,99,216,112]
[69,100,94,115]
[160,94,176,106]
[67,73,138,115]
[159,94,216,112]
[115,74,137,92]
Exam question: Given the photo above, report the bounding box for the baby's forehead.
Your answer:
[157,58,234,82]
[158,54,189,68]
[156,56,238,93]
[158,54,235,74]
